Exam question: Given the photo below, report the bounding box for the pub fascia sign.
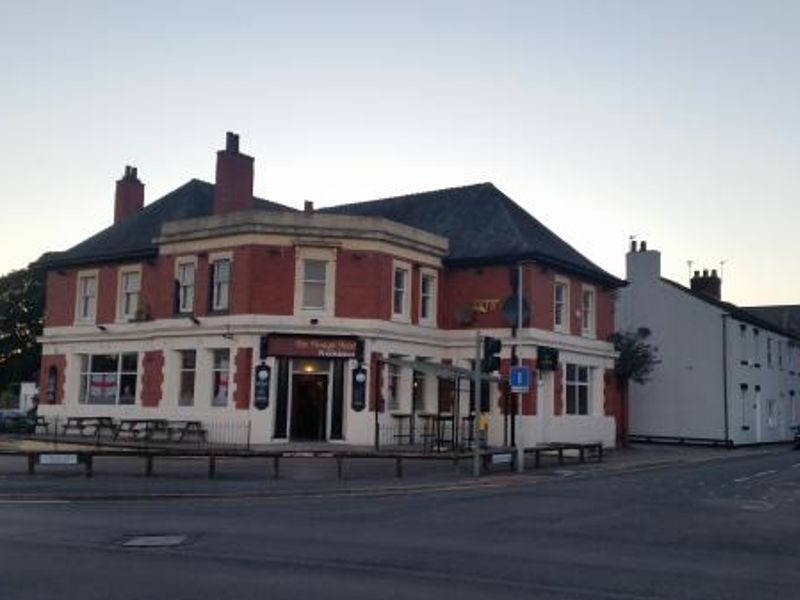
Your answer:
[269,335,357,358]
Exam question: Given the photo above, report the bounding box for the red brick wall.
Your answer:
[369,352,384,412]
[248,245,295,315]
[441,265,514,329]
[141,351,163,407]
[410,268,420,325]
[234,348,253,409]
[142,257,175,319]
[529,266,554,331]
[336,250,392,319]
[596,288,615,341]
[39,355,66,405]
[569,279,583,336]
[194,254,211,317]
[44,271,75,327]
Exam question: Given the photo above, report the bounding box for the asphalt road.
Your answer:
[0,448,798,599]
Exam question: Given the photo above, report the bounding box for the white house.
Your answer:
[617,241,799,446]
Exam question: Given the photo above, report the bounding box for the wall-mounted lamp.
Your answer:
[97,325,108,332]
[189,315,201,326]
[310,318,319,325]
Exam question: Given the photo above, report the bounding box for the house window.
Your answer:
[420,274,435,322]
[581,288,595,336]
[739,324,747,365]
[78,353,138,405]
[565,364,590,415]
[554,281,567,331]
[211,349,230,407]
[753,328,761,367]
[412,370,425,411]
[393,267,408,317]
[177,262,195,313]
[302,259,327,310]
[387,363,400,411]
[211,259,231,311]
[77,274,97,322]
[178,350,196,407]
[767,337,773,369]
[119,270,141,320]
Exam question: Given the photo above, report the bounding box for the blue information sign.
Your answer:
[509,366,531,393]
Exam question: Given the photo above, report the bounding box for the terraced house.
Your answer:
[38,133,626,447]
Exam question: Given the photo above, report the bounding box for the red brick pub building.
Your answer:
[39,133,625,448]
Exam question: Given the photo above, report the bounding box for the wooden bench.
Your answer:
[114,418,169,441]
[528,442,603,467]
[62,416,115,438]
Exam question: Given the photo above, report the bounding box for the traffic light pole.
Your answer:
[473,330,482,478]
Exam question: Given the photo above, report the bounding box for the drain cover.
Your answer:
[122,534,189,548]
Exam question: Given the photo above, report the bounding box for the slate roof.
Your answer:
[44,180,293,268]
[661,278,800,341]
[321,183,624,286]
[741,305,800,338]
[43,180,623,287]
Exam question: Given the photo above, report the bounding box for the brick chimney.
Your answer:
[213,132,254,214]
[690,269,721,300]
[114,166,144,223]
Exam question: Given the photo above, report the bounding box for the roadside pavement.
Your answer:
[0,440,793,501]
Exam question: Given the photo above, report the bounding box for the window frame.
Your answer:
[565,363,591,416]
[581,285,596,337]
[301,258,328,311]
[419,269,437,326]
[293,247,336,317]
[554,279,569,333]
[210,349,231,408]
[392,260,411,322]
[178,349,196,407]
[117,266,142,322]
[78,352,139,406]
[75,270,99,324]
[211,258,232,312]
[176,258,196,314]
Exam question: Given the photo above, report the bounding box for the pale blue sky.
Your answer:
[1,0,799,304]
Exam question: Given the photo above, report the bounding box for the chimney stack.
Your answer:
[690,268,722,300]
[114,165,144,223]
[625,239,661,282]
[213,132,254,214]
[304,200,314,213]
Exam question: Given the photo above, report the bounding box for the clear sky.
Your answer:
[1,0,798,305]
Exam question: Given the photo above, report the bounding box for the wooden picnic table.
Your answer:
[167,420,207,442]
[114,418,169,441]
[62,416,115,438]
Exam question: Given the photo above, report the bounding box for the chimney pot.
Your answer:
[629,239,637,252]
[304,200,314,213]
[703,269,709,277]
[640,240,647,251]
[226,131,239,153]
[711,269,718,277]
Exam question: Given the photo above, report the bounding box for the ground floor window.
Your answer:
[565,364,590,415]
[179,350,196,407]
[413,370,426,412]
[79,353,138,405]
[211,349,230,407]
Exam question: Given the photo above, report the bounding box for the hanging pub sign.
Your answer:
[351,367,367,412]
[537,346,559,372]
[267,335,358,358]
[253,362,271,410]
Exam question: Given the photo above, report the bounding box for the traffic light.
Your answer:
[482,336,502,373]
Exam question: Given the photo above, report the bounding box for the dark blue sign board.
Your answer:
[509,366,531,393]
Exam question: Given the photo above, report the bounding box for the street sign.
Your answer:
[509,366,530,393]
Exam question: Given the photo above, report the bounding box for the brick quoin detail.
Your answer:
[369,352,384,412]
[141,351,164,407]
[234,348,253,410]
[39,355,66,405]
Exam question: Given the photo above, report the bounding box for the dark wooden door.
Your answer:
[291,374,328,440]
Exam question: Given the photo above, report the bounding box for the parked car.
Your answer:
[0,411,35,434]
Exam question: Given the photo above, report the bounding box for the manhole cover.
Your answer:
[121,534,189,548]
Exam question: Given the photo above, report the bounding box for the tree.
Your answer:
[0,263,45,401]
[608,327,660,445]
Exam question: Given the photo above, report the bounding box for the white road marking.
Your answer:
[791,463,800,469]
[734,470,776,483]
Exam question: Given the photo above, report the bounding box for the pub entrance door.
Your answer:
[290,359,330,441]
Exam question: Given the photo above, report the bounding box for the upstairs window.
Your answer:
[420,273,436,323]
[393,266,409,317]
[177,262,195,313]
[76,274,97,323]
[211,259,231,311]
[581,288,595,336]
[302,259,327,310]
[554,281,568,332]
[119,270,141,320]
